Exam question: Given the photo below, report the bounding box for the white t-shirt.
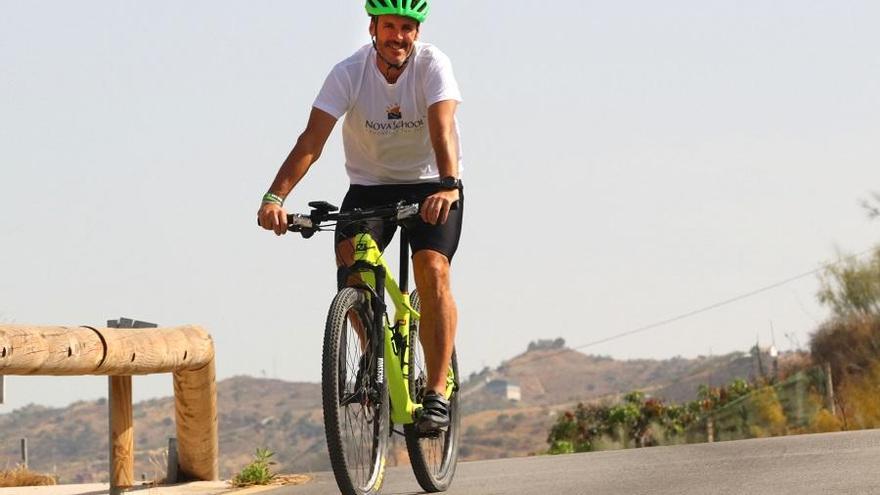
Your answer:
[313,42,463,185]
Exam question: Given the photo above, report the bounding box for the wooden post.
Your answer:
[825,362,836,415]
[107,318,154,493]
[174,359,218,481]
[706,416,714,443]
[20,437,28,468]
[109,375,134,491]
[796,373,805,424]
[166,437,179,484]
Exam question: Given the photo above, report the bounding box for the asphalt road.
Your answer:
[267,429,880,495]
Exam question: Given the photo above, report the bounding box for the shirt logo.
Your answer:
[386,104,402,120]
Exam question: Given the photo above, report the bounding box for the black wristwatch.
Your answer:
[439,176,461,190]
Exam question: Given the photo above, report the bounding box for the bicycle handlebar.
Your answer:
[285,201,421,238]
[259,197,458,238]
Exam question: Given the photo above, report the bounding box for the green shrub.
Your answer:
[232,448,276,487]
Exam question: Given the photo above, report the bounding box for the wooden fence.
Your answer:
[0,324,218,489]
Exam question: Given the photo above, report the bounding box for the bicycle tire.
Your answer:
[404,290,460,492]
[322,287,389,495]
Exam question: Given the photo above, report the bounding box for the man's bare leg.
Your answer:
[336,239,368,349]
[412,249,457,397]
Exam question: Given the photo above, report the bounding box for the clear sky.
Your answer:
[1,1,878,411]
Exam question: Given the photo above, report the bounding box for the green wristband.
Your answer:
[262,192,284,206]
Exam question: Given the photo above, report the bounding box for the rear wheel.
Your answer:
[322,288,389,495]
[404,291,460,492]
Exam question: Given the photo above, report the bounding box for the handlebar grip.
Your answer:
[257,215,313,230]
[287,213,314,230]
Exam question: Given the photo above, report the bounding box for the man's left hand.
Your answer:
[421,189,460,225]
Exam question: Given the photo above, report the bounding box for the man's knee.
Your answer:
[335,239,356,267]
[413,250,451,292]
[335,239,364,289]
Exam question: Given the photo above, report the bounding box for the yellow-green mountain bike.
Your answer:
[286,200,460,495]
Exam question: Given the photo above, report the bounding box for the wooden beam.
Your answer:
[0,326,103,375]
[0,325,213,375]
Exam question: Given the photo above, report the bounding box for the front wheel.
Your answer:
[322,288,389,495]
[404,291,460,492]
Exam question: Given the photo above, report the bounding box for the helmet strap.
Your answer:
[370,17,417,79]
[372,37,413,71]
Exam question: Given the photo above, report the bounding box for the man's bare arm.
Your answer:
[422,100,460,225]
[259,107,337,235]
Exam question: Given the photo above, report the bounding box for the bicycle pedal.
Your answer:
[417,427,446,439]
[415,418,448,438]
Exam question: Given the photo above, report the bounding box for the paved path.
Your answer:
[267,429,880,494]
[0,480,283,495]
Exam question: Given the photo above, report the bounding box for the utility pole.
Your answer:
[755,335,766,380]
[769,322,780,381]
[707,347,713,389]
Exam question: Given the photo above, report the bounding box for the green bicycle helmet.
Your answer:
[365,0,430,24]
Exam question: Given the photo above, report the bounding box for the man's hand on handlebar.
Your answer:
[258,203,289,236]
[421,189,460,226]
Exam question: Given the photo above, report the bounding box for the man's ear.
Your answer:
[369,17,376,38]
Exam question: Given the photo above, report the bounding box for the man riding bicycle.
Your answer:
[258,0,462,434]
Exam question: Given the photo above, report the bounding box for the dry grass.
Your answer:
[0,465,57,487]
[838,362,880,429]
[267,474,311,486]
[747,387,788,438]
[810,315,880,384]
[227,473,311,488]
[807,314,880,431]
[810,409,843,433]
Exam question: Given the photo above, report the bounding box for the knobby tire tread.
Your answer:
[322,288,389,495]
[403,291,461,492]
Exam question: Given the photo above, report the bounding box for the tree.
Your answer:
[859,191,880,220]
[527,338,566,352]
[816,247,880,319]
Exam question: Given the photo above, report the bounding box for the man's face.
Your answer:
[370,14,419,66]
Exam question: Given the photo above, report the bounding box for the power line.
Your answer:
[498,246,878,370]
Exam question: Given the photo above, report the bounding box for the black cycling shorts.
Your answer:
[334,182,464,262]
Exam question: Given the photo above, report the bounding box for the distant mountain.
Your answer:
[0,345,778,482]
[462,346,768,410]
[456,345,779,460]
[0,377,324,484]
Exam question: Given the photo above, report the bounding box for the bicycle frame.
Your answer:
[342,227,456,426]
